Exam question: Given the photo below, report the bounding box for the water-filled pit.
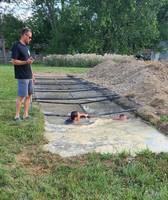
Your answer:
[34,75,168,157]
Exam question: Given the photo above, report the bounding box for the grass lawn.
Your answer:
[0,63,168,200]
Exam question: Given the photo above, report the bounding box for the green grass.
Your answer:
[33,62,89,74]
[1,63,168,200]
[160,115,168,123]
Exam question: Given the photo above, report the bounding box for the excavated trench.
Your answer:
[33,75,168,157]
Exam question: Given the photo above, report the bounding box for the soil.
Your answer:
[83,59,168,135]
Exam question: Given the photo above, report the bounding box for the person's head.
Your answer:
[21,27,32,45]
[119,114,127,120]
[70,111,80,122]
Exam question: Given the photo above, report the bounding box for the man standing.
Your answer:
[11,27,35,122]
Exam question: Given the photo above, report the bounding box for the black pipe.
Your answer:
[35,77,82,81]
[44,113,69,117]
[36,98,115,105]
[34,93,118,101]
[92,108,137,116]
[35,82,95,86]
[79,104,87,113]
[34,87,107,93]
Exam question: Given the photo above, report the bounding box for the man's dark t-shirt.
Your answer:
[64,118,73,125]
[11,41,32,79]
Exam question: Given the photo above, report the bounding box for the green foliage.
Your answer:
[2,0,168,55]
[26,9,52,52]
[31,0,168,55]
[157,2,168,41]
[160,115,168,122]
[47,3,85,54]
[2,14,24,50]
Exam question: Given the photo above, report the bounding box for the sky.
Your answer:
[0,0,33,20]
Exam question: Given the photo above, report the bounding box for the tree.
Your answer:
[29,0,61,53]
[2,14,24,50]
[76,0,165,55]
[48,1,85,53]
[157,1,168,41]
[0,1,11,63]
[0,0,31,63]
[25,0,168,55]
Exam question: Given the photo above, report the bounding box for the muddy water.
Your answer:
[35,76,168,157]
[43,116,168,157]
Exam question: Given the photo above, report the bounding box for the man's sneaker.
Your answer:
[23,115,34,120]
[13,117,22,122]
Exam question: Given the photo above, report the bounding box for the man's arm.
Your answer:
[12,59,27,65]
[32,73,36,83]
[79,113,89,118]
[12,58,36,82]
[12,57,34,65]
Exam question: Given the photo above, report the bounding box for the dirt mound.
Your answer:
[85,60,168,133]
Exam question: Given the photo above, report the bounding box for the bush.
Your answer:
[43,54,134,67]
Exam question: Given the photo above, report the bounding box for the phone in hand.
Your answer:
[30,56,36,60]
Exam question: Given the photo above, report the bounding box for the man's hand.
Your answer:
[32,75,36,83]
[84,114,90,118]
[27,57,35,65]
[86,114,90,118]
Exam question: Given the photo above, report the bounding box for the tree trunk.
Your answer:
[1,39,7,64]
[0,14,7,64]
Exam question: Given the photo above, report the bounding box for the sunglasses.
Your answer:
[26,34,32,39]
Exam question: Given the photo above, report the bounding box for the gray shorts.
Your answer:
[17,79,33,97]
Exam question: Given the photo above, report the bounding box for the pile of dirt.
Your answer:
[85,59,168,134]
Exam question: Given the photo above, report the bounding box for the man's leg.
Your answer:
[15,96,24,118]
[23,94,32,118]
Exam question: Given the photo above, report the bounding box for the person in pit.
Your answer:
[64,111,90,125]
[112,114,127,121]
